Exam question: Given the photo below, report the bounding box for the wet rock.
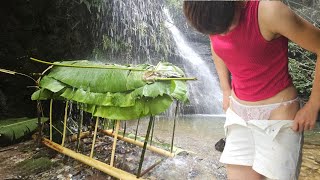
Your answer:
[177,151,189,157]
[215,138,226,152]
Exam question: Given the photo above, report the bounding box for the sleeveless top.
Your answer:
[209,1,292,101]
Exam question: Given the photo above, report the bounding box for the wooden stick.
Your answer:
[90,117,99,158]
[100,130,174,158]
[137,116,154,177]
[52,124,63,135]
[110,120,120,167]
[171,101,179,153]
[123,121,127,137]
[61,101,69,147]
[49,99,53,141]
[150,119,155,146]
[135,118,140,141]
[139,158,165,177]
[76,108,84,152]
[36,100,42,146]
[42,138,142,180]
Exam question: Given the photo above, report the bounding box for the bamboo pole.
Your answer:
[61,101,69,147]
[70,131,90,142]
[42,138,143,180]
[110,120,120,167]
[100,130,174,158]
[49,99,53,141]
[31,57,146,71]
[90,117,99,158]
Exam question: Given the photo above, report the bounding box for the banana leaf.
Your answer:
[0,117,48,146]
[82,95,173,120]
[32,61,189,120]
[47,61,147,93]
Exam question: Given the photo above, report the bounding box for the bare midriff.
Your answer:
[231,85,300,120]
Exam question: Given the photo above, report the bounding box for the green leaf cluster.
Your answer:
[0,117,48,145]
[32,61,189,120]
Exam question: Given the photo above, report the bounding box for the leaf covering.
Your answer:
[32,61,189,120]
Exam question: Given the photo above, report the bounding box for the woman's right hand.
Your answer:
[223,90,231,112]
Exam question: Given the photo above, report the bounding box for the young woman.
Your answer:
[183,1,320,180]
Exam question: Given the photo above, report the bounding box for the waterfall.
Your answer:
[163,8,223,114]
[93,1,223,114]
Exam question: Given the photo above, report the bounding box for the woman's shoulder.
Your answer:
[258,1,294,40]
[258,1,294,25]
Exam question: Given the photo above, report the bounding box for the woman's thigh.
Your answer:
[226,164,264,180]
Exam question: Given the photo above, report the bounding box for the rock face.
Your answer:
[0,0,96,119]
[0,0,175,119]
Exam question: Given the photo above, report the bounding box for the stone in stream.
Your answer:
[215,138,226,152]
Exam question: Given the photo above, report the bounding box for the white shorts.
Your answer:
[220,108,303,180]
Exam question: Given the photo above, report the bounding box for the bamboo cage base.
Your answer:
[42,128,175,179]
[42,138,143,180]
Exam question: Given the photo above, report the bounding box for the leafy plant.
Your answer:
[288,42,316,101]
[0,117,48,145]
[32,60,191,120]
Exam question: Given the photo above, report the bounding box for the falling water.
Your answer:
[163,8,223,114]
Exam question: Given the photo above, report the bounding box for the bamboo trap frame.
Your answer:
[41,100,179,179]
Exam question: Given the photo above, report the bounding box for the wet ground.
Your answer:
[0,116,319,180]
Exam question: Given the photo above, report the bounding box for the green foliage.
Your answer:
[0,117,48,145]
[288,42,316,101]
[32,61,189,120]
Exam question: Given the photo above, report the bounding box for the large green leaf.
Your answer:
[0,117,48,145]
[60,88,136,107]
[47,61,147,93]
[170,80,189,102]
[32,60,189,120]
[82,95,173,120]
[39,76,66,93]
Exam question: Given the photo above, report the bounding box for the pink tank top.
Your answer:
[209,1,292,101]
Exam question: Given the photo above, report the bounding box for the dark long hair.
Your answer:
[183,1,236,35]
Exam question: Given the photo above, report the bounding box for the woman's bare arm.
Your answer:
[210,41,232,111]
[260,1,320,132]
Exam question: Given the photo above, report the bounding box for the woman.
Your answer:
[183,1,320,180]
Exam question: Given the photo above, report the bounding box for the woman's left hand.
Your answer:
[292,101,319,132]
